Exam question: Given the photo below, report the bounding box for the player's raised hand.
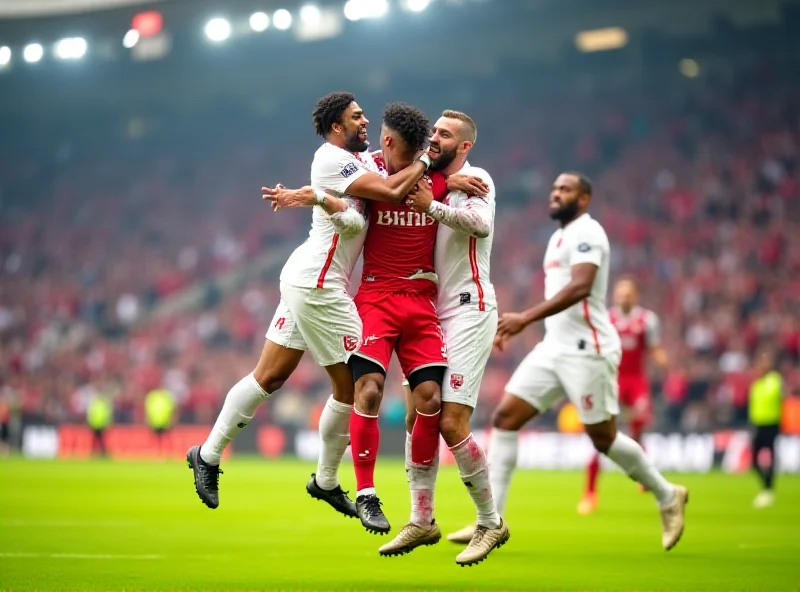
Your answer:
[262,185,317,210]
[494,311,527,351]
[446,174,489,197]
[405,179,434,212]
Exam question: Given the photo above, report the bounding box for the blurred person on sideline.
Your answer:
[748,349,784,509]
[146,387,176,457]
[87,392,113,457]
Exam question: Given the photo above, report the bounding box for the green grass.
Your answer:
[0,458,798,591]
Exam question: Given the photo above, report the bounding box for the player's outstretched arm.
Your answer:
[344,155,430,204]
[406,178,492,238]
[262,186,366,238]
[494,263,597,350]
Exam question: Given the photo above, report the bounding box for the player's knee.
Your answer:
[589,433,615,454]
[413,383,441,416]
[438,413,466,445]
[355,376,384,414]
[252,367,290,394]
[491,406,518,431]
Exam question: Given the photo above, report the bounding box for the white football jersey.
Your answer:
[280,143,375,291]
[542,213,620,355]
[435,161,497,320]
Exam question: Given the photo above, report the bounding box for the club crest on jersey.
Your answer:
[450,373,464,391]
[577,242,592,253]
[343,335,359,352]
[340,163,359,178]
[581,394,594,411]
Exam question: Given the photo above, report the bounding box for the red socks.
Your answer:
[411,411,441,466]
[350,410,379,491]
[587,452,600,494]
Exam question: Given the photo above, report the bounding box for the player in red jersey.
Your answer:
[578,278,668,514]
[266,103,488,537]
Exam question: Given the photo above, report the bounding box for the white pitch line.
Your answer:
[1,520,139,527]
[0,552,163,560]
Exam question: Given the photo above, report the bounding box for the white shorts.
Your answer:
[441,308,498,408]
[505,343,621,425]
[265,282,362,367]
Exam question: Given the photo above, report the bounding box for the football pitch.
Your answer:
[1,458,798,591]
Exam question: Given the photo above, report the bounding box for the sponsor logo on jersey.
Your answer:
[459,293,471,305]
[376,210,435,227]
[340,162,360,178]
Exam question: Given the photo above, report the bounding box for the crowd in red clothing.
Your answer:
[1,66,798,432]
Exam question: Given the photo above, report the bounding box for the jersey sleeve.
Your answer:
[311,148,371,196]
[644,310,661,347]
[568,222,606,268]
[427,167,495,238]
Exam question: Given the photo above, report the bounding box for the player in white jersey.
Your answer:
[187,92,432,515]
[448,172,689,552]
[387,110,508,566]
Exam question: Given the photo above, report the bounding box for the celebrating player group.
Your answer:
[186,91,689,566]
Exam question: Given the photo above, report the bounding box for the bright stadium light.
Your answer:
[0,46,10,67]
[405,0,431,12]
[122,29,140,48]
[679,58,700,78]
[250,12,270,32]
[23,43,44,63]
[300,4,321,25]
[204,18,232,42]
[55,37,87,60]
[344,0,388,21]
[273,9,293,30]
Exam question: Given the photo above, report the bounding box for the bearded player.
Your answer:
[578,278,668,515]
[448,172,688,552]
[188,92,431,514]
[397,110,509,566]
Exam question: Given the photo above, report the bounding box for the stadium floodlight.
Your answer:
[405,0,431,12]
[204,18,232,42]
[575,27,628,53]
[55,37,87,60]
[0,46,10,67]
[250,12,270,32]
[273,9,293,30]
[23,43,44,63]
[344,0,388,21]
[123,29,140,49]
[300,4,321,25]
[679,58,700,78]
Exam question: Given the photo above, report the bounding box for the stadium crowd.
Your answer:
[1,64,798,432]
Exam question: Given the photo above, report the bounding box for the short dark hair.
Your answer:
[563,171,593,196]
[441,109,477,144]
[312,91,356,137]
[383,102,430,152]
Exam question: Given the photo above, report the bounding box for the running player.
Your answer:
[187,92,431,514]
[578,278,668,514]
[388,110,509,566]
[448,172,689,551]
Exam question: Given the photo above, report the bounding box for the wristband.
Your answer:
[416,153,432,169]
[313,189,327,206]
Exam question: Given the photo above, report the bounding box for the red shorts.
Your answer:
[618,374,651,424]
[352,290,447,377]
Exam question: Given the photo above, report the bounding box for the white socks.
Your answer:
[451,434,501,528]
[487,428,519,517]
[315,395,353,490]
[606,432,676,507]
[406,432,439,526]
[200,373,270,465]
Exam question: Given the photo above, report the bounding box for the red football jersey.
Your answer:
[610,306,660,377]
[360,154,447,295]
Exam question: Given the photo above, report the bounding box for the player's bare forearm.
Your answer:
[650,346,668,370]
[346,160,428,204]
[522,281,592,326]
[427,200,491,238]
